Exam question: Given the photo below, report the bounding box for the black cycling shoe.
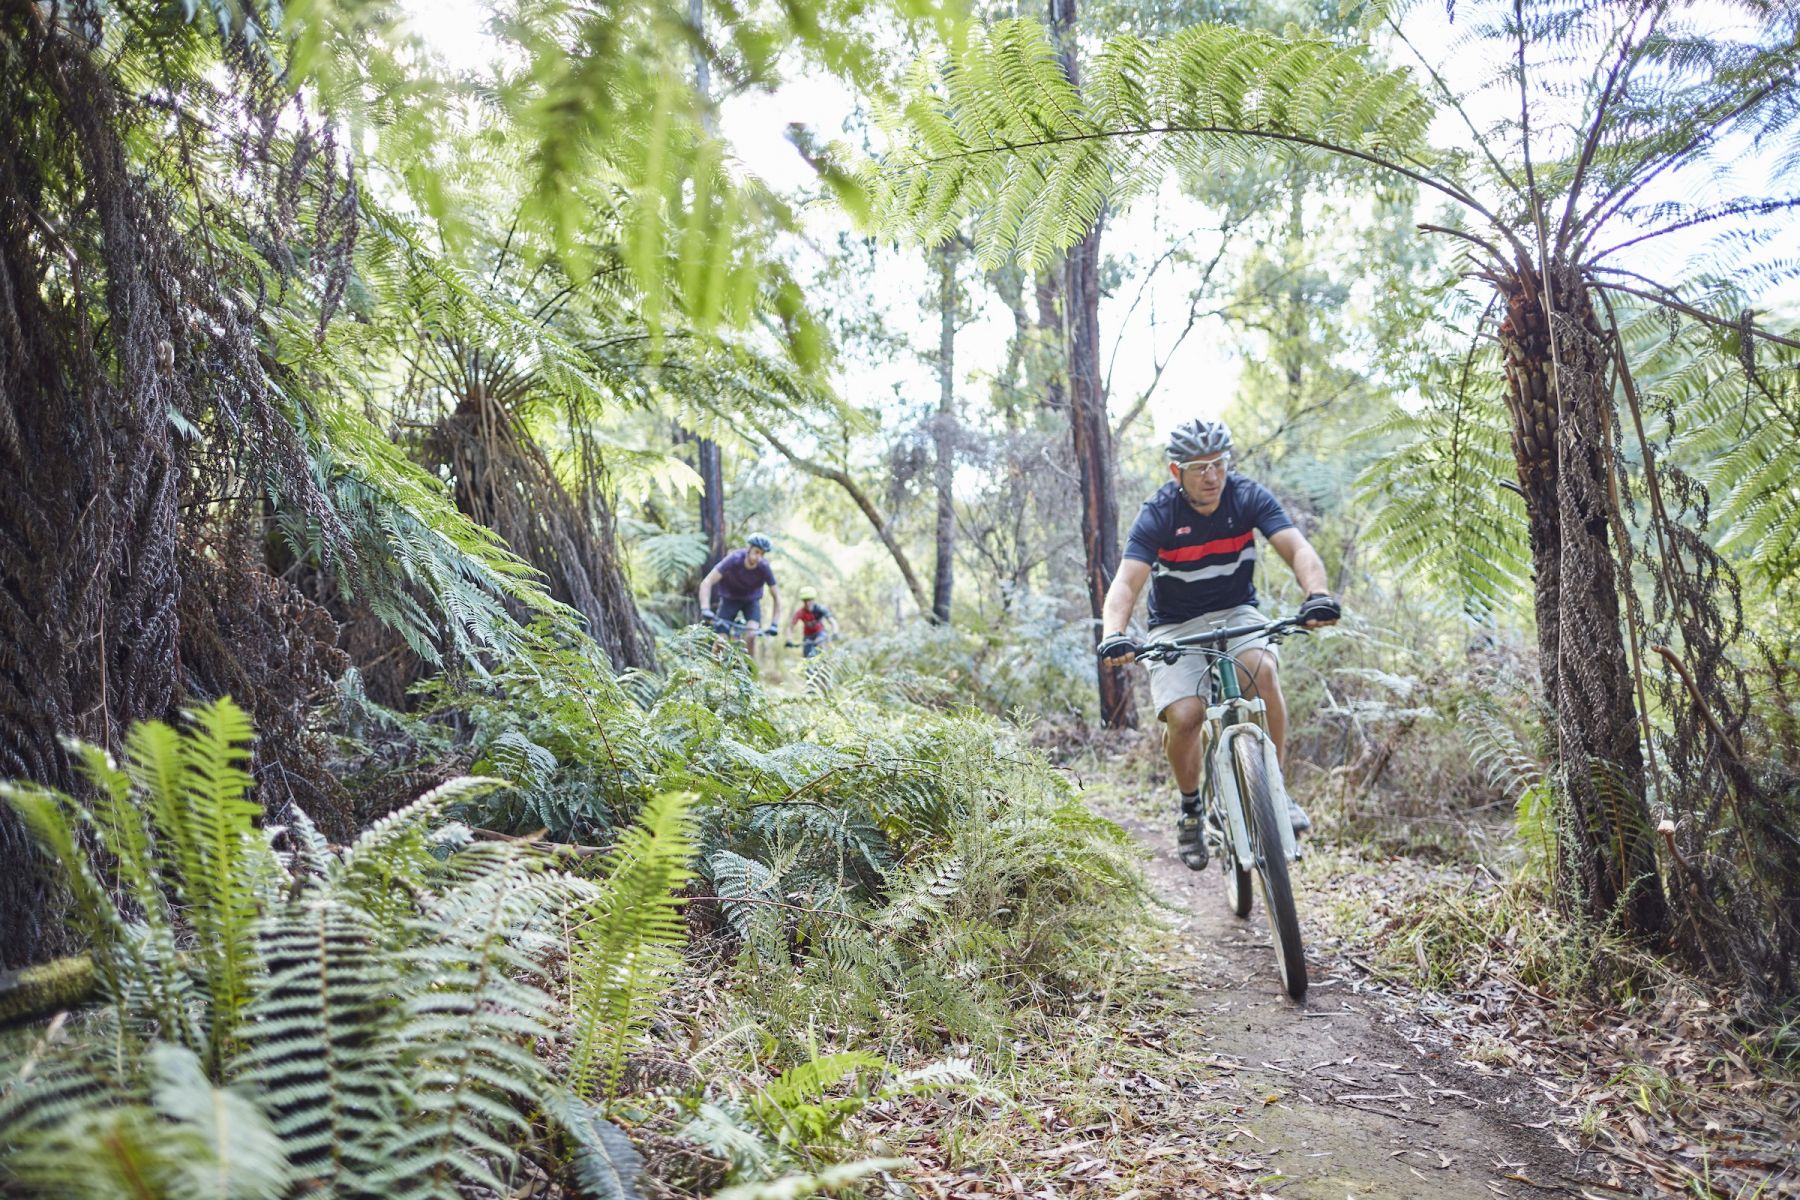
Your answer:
[1176,810,1209,870]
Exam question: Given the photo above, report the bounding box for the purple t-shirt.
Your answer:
[713,548,776,601]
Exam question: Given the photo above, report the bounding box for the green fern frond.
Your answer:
[542,1090,647,1200]
[872,18,1433,268]
[568,791,696,1099]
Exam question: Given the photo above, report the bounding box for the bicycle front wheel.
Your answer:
[1223,820,1252,918]
[1232,731,1307,1002]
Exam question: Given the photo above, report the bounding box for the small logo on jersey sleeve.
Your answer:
[1175,526,1191,535]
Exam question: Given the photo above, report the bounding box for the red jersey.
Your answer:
[792,602,832,637]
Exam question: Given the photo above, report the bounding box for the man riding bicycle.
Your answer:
[1097,420,1340,868]
[789,587,838,657]
[698,534,782,655]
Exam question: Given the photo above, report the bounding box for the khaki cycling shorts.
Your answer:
[1144,604,1279,718]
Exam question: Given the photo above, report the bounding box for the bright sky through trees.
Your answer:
[402,0,1797,448]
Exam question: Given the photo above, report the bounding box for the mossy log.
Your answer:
[0,956,97,1028]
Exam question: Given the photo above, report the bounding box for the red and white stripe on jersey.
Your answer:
[1153,529,1257,581]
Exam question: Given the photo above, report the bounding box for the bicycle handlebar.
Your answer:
[1131,614,1308,663]
[703,616,778,637]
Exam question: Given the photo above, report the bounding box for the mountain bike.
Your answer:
[699,615,780,660]
[707,615,779,638]
[1135,614,1311,1001]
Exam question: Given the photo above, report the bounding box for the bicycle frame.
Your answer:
[1147,619,1302,871]
[1200,658,1300,869]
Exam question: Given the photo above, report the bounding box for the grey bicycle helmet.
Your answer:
[1167,419,1233,462]
[746,533,773,551]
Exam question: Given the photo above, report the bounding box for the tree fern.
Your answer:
[871,17,1434,269]
[1354,343,1533,619]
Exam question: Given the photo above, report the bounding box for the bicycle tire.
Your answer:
[1223,819,1253,918]
[1232,732,1308,1002]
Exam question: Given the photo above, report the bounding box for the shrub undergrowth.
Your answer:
[1,631,1147,1198]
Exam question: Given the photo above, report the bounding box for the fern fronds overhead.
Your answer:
[870,18,1435,267]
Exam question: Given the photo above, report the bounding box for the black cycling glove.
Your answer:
[1096,633,1137,661]
[1298,593,1341,625]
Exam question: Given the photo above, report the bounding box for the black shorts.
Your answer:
[714,595,761,629]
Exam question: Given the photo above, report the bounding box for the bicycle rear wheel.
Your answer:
[1232,731,1307,1001]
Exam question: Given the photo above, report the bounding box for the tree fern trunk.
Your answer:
[1499,264,1669,940]
[430,392,655,672]
[0,19,188,967]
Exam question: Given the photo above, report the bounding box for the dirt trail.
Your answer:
[1106,805,1590,1199]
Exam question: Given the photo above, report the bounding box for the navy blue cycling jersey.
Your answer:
[1122,476,1295,627]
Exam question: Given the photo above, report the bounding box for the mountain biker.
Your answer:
[1096,419,1341,869]
[698,534,782,655]
[788,587,838,658]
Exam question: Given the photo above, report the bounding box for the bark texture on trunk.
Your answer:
[1499,261,1669,939]
[1050,0,1134,728]
[428,391,656,672]
[931,242,958,624]
[1064,230,1136,728]
[0,27,187,967]
[697,434,727,569]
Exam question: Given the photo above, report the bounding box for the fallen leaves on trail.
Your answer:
[1310,853,1800,1199]
[849,977,1295,1199]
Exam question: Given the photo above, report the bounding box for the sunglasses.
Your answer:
[1176,456,1231,478]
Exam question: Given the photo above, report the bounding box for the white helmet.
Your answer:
[1167,419,1232,462]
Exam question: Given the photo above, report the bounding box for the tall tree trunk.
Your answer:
[1499,261,1669,940]
[696,434,727,567]
[1050,0,1136,729]
[931,241,958,624]
[686,0,728,576]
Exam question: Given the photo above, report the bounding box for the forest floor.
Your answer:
[1101,800,1588,1199]
[869,734,1798,1200]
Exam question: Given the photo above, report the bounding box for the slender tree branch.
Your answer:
[1556,2,1653,255]
[1381,8,1523,198]
[738,413,932,612]
[1587,276,1800,351]
[1591,196,1800,262]
[1102,229,1196,402]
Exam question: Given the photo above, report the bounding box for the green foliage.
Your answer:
[0,699,686,1200]
[443,627,1146,1059]
[872,17,1433,267]
[1461,694,1558,880]
[569,792,697,1100]
[834,594,1101,721]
